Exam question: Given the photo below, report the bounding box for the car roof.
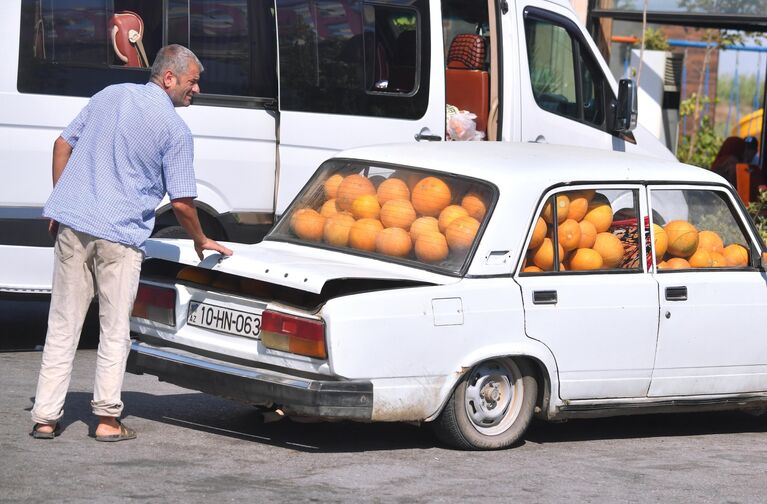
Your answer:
[335,141,725,189]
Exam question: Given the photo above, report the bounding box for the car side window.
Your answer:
[276,0,430,119]
[17,0,277,100]
[522,188,643,273]
[523,11,607,129]
[650,189,753,269]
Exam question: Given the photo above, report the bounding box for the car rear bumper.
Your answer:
[127,340,373,420]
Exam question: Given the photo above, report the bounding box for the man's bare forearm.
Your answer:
[52,136,72,187]
[170,197,206,245]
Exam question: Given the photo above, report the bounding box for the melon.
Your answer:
[577,220,597,249]
[348,218,384,251]
[323,213,356,247]
[376,227,412,257]
[445,215,480,252]
[324,174,344,199]
[351,194,381,219]
[336,174,376,211]
[583,196,613,233]
[710,251,727,267]
[377,178,410,206]
[320,199,339,218]
[697,230,724,254]
[411,176,452,216]
[380,199,417,230]
[522,265,544,273]
[664,220,699,258]
[542,194,570,224]
[565,190,591,221]
[461,193,487,220]
[652,223,668,259]
[529,217,548,250]
[532,237,564,271]
[410,216,440,241]
[415,230,449,263]
[567,248,604,271]
[723,243,749,266]
[557,219,582,252]
[592,232,625,269]
[290,208,325,242]
[665,257,691,269]
[438,205,469,232]
[688,248,713,268]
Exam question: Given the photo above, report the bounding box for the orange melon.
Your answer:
[336,174,376,211]
[445,215,480,252]
[323,213,356,247]
[522,265,544,273]
[411,176,452,217]
[723,243,749,266]
[583,197,613,233]
[324,174,344,199]
[664,220,699,258]
[688,249,713,268]
[558,219,582,252]
[653,223,668,259]
[348,218,384,251]
[415,230,449,263]
[380,199,417,230]
[320,199,339,218]
[376,227,412,257]
[531,238,565,271]
[665,257,691,269]
[438,205,469,232]
[290,208,326,242]
[542,194,570,224]
[565,190,591,221]
[351,194,381,219]
[657,260,669,270]
[461,193,487,220]
[577,220,597,249]
[697,230,724,254]
[592,232,625,268]
[410,216,440,241]
[392,170,422,191]
[377,178,411,206]
[567,248,604,271]
[710,251,727,267]
[529,217,548,250]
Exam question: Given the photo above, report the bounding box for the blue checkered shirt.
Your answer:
[44,82,198,251]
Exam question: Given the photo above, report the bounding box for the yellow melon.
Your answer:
[565,190,591,221]
[351,194,381,219]
[336,174,376,211]
[688,249,713,268]
[348,218,384,251]
[664,220,699,258]
[723,243,749,266]
[542,194,570,224]
[380,199,417,230]
[532,237,564,271]
[592,232,625,268]
[529,217,548,250]
[323,213,356,247]
[438,205,469,232]
[445,215,480,252]
[324,174,344,199]
[567,248,604,271]
[710,251,727,267]
[376,227,412,257]
[415,230,449,263]
[583,198,613,233]
[577,220,597,249]
[461,193,487,220]
[657,260,669,270]
[653,223,668,259]
[320,199,339,218]
[411,176,452,216]
[377,178,411,206]
[697,230,724,254]
[558,219,582,252]
[290,208,326,242]
[665,257,691,269]
[522,265,544,273]
[410,216,440,241]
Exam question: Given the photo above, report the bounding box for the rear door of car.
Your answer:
[274,0,446,214]
[515,184,660,400]
[647,185,767,397]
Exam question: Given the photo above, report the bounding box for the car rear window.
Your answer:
[267,159,497,275]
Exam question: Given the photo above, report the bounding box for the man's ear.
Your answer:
[162,70,175,89]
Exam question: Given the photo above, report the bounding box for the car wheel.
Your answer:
[151,225,188,239]
[434,358,537,450]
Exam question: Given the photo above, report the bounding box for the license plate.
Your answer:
[187,301,261,338]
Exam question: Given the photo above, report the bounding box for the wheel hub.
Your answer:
[465,365,514,428]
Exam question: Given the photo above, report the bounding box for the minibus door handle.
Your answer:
[665,286,688,301]
[414,127,442,142]
[533,290,557,305]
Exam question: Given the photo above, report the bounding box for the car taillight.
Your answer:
[260,310,326,359]
[132,283,176,326]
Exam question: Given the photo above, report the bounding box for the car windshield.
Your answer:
[267,159,497,275]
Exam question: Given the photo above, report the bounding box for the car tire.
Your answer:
[433,358,537,450]
[151,225,188,239]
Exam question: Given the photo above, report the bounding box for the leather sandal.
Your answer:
[31,423,60,439]
[95,419,137,442]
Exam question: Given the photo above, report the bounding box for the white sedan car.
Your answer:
[129,142,767,450]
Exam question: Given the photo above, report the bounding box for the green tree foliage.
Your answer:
[677,94,723,168]
[747,189,767,243]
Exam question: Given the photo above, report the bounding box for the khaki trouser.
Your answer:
[31,225,143,424]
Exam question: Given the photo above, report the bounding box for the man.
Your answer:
[30,45,232,441]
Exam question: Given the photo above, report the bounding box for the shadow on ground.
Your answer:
[28,389,767,453]
[1,297,99,351]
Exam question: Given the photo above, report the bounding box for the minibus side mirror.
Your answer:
[613,78,638,133]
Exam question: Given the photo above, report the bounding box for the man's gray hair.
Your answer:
[150,45,203,80]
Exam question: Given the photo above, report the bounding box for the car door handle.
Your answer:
[665,286,688,301]
[533,290,557,305]
[414,127,442,142]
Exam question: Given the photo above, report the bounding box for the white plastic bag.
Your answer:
[446,106,485,141]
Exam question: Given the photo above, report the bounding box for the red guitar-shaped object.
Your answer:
[109,11,149,68]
